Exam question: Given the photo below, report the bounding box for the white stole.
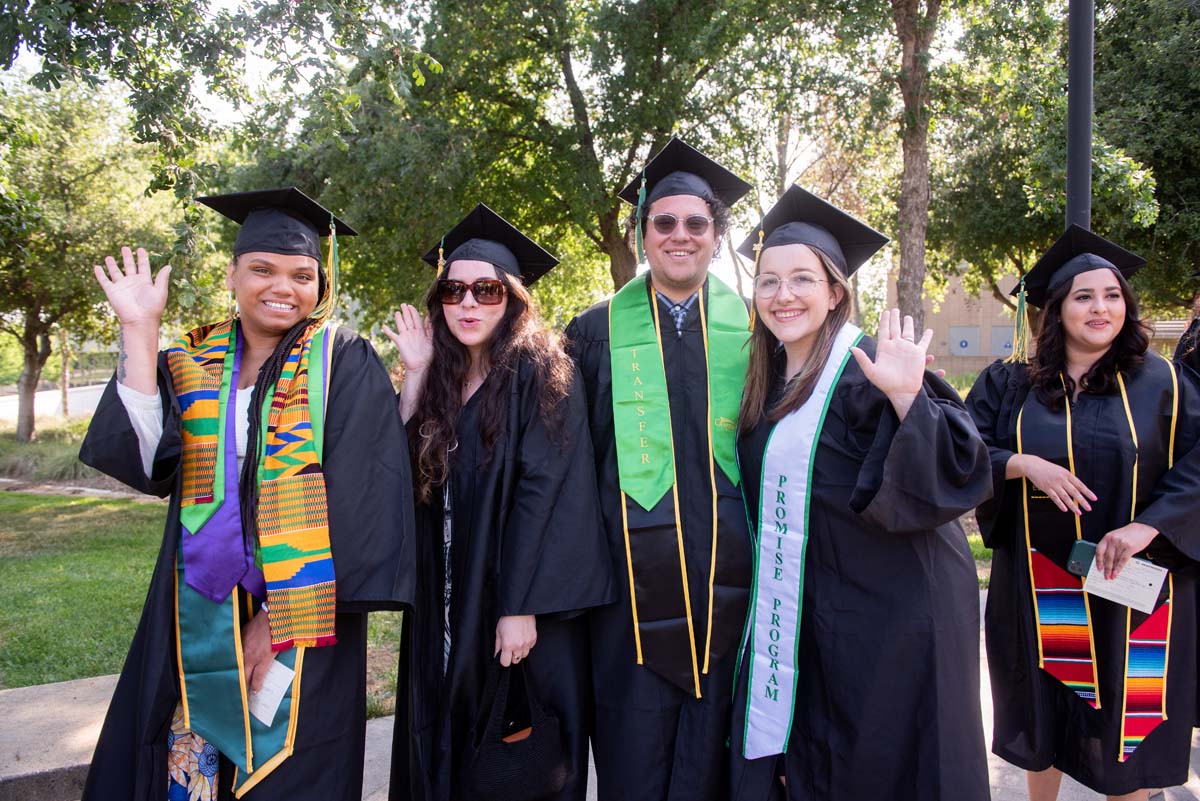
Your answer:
[741,322,863,760]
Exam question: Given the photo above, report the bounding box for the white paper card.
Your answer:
[1083,557,1168,614]
[248,658,295,728]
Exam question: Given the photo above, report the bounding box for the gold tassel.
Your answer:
[1006,277,1030,363]
[748,229,765,331]
[311,216,339,322]
[436,236,446,277]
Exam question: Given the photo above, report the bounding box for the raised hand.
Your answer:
[93,246,171,328]
[382,304,434,374]
[849,308,932,419]
[384,304,435,423]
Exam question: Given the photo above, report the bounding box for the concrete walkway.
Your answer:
[3,592,1199,801]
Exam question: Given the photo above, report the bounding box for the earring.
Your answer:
[230,291,239,319]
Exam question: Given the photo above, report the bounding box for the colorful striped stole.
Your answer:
[1028,548,1099,706]
[168,318,337,650]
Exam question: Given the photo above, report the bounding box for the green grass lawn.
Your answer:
[0,491,405,716]
[0,492,163,688]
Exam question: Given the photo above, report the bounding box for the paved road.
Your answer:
[0,384,105,422]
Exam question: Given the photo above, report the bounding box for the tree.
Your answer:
[927,1,1157,315]
[1,1,430,199]
[1094,0,1200,312]
[0,81,176,440]
[233,0,814,322]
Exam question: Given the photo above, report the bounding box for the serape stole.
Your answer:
[168,318,338,650]
[1017,361,1177,762]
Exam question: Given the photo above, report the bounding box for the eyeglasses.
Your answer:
[436,278,507,305]
[648,213,714,236]
[752,274,828,299]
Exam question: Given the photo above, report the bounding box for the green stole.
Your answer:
[607,273,748,696]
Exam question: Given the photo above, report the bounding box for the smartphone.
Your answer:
[1066,539,1097,577]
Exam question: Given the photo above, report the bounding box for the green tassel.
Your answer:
[635,172,647,264]
[437,235,446,276]
[1006,276,1030,363]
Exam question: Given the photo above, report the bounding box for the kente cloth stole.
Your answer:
[607,273,748,697]
[1017,358,1178,762]
[738,322,862,760]
[167,318,338,650]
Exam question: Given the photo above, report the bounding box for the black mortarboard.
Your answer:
[1012,224,1146,308]
[420,203,559,286]
[736,185,889,276]
[197,187,357,262]
[617,137,752,209]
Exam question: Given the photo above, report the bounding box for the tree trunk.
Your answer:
[600,206,637,289]
[16,325,53,442]
[891,0,942,332]
[58,327,70,418]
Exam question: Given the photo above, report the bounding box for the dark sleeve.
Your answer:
[963,360,1027,548]
[498,360,615,617]
[1133,362,1200,561]
[1174,318,1200,370]
[78,353,181,498]
[848,366,994,533]
[323,330,416,611]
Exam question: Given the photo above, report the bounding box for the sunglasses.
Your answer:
[436,278,507,305]
[647,212,714,236]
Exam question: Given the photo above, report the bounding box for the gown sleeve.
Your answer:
[963,359,1028,548]
[848,355,994,534]
[79,354,181,498]
[497,359,615,618]
[321,330,416,611]
[1132,361,1200,561]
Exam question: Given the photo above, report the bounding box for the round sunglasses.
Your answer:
[436,278,507,305]
[647,212,714,236]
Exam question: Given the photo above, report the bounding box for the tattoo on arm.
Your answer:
[117,328,128,383]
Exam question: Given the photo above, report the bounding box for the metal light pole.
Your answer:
[1066,0,1094,230]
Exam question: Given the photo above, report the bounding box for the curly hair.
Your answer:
[1028,267,1151,410]
[407,268,575,504]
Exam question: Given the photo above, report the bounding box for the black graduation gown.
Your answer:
[77,327,416,801]
[1176,317,1200,371]
[727,340,993,801]
[1176,319,1200,726]
[389,359,615,801]
[564,289,754,801]
[966,356,1200,794]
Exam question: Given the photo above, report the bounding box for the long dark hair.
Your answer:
[408,268,574,503]
[738,248,851,434]
[1028,267,1151,410]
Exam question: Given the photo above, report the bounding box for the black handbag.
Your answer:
[459,658,568,800]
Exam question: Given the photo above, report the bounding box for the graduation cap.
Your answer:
[420,203,559,286]
[616,137,751,263]
[736,185,889,277]
[617,137,752,209]
[1005,225,1146,362]
[197,187,356,322]
[197,187,357,263]
[1011,224,1146,309]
